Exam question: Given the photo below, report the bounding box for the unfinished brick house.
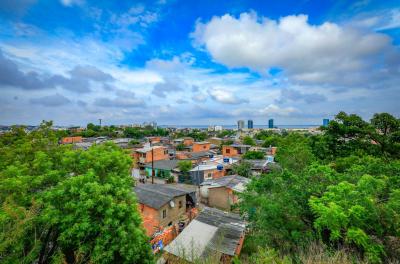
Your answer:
[134,184,197,237]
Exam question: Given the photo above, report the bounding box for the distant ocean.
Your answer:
[159,124,320,129]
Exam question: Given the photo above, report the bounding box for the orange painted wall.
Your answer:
[183,138,194,146]
[145,147,168,162]
[192,142,210,152]
[133,147,168,164]
[222,146,238,157]
[61,136,83,144]
[148,136,161,144]
[175,152,189,160]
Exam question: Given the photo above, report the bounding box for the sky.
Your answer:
[0,0,399,126]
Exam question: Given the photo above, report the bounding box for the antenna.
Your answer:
[99,118,102,127]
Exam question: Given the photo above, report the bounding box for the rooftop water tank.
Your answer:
[217,164,224,171]
[223,157,230,163]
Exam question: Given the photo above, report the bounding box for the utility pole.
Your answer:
[151,146,154,184]
[99,118,102,127]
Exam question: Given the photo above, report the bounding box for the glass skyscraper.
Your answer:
[248,120,253,129]
[268,119,274,128]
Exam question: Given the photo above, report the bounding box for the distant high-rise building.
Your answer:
[214,125,223,131]
[268,119,274,129]
[323,119,330,127]
[248,120,254,129]
[237,120,245,130]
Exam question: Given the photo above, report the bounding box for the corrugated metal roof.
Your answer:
[134,184,194,209]
[144,160,180,170]
[200,175,250,192]
[164,207,245,261]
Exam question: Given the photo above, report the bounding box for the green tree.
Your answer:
[370,113,400,157]
[0,122,153,264]
[176,143,185,151]
[309,175,397,263]
[231,161,252,177]
[243,136,256,146]
[178,160,192,183]
[243,151,265,160]
[275,133,315,173]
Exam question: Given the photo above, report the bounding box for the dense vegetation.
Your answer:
[242,151,265,160]
[0,122,153,263]
[173,129,208,141]
[58,123,169,139]
[123,126,169,139]
[239,112,400,263]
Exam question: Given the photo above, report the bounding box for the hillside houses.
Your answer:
[56,126,279,263]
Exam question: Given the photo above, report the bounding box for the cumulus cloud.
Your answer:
[258,104,298,116]
[208,88,248,104]
[192,12,398,86]
[48,65,114,93]
[0,49,53,90]
[0,50,115,93]
[30,93,71,107]
[152,78,183,98]
[276,88,326,104]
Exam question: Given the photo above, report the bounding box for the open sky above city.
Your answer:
[0,0,399,126]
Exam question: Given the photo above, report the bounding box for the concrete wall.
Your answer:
[208,187,232,211]
[158,195,187,227]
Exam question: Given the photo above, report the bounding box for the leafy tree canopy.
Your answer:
[0,121,153,264]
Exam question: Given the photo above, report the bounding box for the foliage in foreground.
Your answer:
[0,122,153,263]
[240,112,400,263]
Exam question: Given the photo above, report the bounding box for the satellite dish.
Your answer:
[170,201,175,208]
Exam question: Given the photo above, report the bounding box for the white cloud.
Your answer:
[60,0,84,7]
[208,88,248,104]
[192,12,397,86]
[259,104,298,116]
[376,9,400,31]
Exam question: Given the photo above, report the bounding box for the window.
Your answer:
[226,148,230,154]
[162,209,167,219]
[178,200,183,209]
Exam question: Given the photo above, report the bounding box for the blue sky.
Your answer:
[0,0,399,126]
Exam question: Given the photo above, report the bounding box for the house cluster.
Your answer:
[60,128,278,263]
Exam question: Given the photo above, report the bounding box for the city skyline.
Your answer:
[1,0,400,126]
